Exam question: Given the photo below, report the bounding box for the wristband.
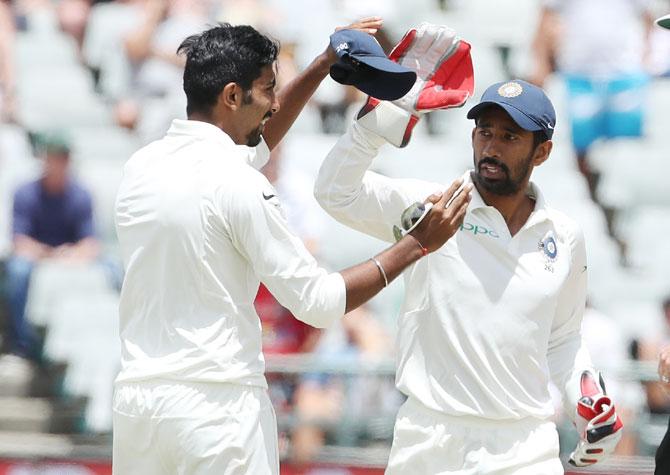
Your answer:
[370,257,389,287]
[412,236,428,256]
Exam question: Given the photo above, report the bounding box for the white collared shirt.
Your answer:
[114,119,345,386]
[315,123,593,421]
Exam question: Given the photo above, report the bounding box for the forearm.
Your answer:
[71,237,100,259]
[13,235,50,260]
[262,51,331,149]
[549,337,594,417]
[124,12,161,62]
[56,237,100,261]
[0,2,15,94]
[341,235,424,312]
[530,8,558,85]
[315,123,412,242]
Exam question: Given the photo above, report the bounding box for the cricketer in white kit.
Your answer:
[112,21,473,475]
[314,23,624,475]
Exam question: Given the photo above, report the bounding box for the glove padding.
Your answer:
[568,371,624,467]
[356,22,474,147]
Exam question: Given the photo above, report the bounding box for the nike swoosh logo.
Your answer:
[262,192,276,200]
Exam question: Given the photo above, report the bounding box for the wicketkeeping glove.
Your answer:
[356,22,474,147]
[569,371,624,467]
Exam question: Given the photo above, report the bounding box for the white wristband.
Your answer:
[370,257,389,287]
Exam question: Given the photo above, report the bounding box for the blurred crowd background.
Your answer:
[1,0,670,472]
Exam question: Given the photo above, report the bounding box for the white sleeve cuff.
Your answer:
[351,121,388,151]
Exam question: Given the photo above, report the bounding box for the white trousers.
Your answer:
[386,397,563,475]
[112,380,279,475]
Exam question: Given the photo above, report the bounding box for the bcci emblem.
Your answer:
[498,81,523,98]
[538,233,558,272]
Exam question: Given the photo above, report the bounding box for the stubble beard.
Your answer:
[471,150,534,196]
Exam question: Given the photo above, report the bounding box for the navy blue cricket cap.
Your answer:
[329,29,417,101]
[467,79,556,140]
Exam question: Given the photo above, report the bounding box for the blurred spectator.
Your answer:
[56,0,91,52]
[0,0,16,122]
[530,0,654,200]
[2,133,99,361]
[290,306,401,464]
[116,0,207,141]
[633,296,670,415]
[655,341,670,473]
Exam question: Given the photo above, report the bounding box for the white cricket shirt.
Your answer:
[114,119,346,387]
[315,123,594,421]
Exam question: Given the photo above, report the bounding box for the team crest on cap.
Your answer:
[538,233,558,272]
[498,82,523,98]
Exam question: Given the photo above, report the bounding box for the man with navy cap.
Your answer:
[316,76,624,473]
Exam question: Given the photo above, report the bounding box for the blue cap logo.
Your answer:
[467,79,556,140]
[497,81,523,98]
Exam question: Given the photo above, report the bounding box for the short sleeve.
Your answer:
[12,186,35,238]
[74,189,96,241]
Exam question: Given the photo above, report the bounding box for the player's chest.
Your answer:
[429,212,570,304]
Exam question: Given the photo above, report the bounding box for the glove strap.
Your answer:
[356,98,420,148]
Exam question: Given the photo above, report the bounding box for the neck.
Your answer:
[42,177,67,195]
[188,112,243,145]
[474,177,535,236]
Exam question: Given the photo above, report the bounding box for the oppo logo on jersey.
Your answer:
[459,221,499,238]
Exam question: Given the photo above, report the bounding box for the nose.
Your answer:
[481,137,501,159]
[271,96,280,115]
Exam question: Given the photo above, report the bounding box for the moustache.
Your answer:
[478,157,509,174]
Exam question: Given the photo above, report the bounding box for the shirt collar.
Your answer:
[463,170,551,227]
[167,119,237,150]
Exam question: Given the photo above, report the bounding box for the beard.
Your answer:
[245,111,273,147]
[245,126,264,147]
[472,150,534,196]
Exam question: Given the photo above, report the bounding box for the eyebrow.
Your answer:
[477,120,522,134]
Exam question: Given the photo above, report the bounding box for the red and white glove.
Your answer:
[568,371,624,467]
[356,22,474,147]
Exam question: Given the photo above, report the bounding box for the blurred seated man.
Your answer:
[655,342,670,474]
[290,306,402,464]
[3,134,99,361]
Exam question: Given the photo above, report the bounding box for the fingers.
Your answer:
[659,346,670,383]
[335,17,383,34]
[450,192,471,227]
[435,177,464,208]
[445,183,473,211]
[423,191,442,205]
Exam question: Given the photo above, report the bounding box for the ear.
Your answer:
[219,82,243,111]
[533,140,553,167]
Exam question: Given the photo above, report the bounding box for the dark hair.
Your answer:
[532,130,548,149]
[177,23,279,116]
